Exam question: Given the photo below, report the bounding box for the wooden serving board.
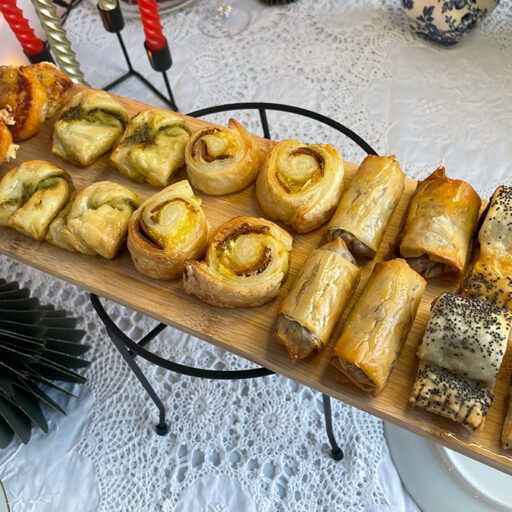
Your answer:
[1,88,511,475]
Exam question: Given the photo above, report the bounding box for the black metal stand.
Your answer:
[90,102,377,461]
[98,3,178,111]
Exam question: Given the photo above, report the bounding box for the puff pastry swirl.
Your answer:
[48,180,140,259]
[128,180,208,279]
[256,139,344,233]
[111,109,191,187]
[275,239,360,362]
[0,160,73,240]
[183,216,293,307]
[331,258,425,395]
[52,89,128,167]
[327,154,405,259]
[460,186,512,312]
[410,292,512,431]
[399,167,481,278]
[184,119,263,195]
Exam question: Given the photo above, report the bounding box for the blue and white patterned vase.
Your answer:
[402,0,500,47]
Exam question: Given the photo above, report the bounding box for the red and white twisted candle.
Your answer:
[137,0,166,51]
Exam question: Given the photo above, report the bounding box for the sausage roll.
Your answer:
[410,292,512,431]
[183,216,293,307]
[327,154,405,259]
[275,239,361,362]
[0,160,73,240]
[51,181,140,258]
[503,386,512,449]
[399,167,481,278]
[52,89,128,167]
[128,180,208,279]
[184,119,263,195]
[331,258,425,395]
[256,139,344,233]
[460,186,512,311]
[0,65,47,141]
[0,107,18,164]
[23,62,72,118]
[111,109,191,187]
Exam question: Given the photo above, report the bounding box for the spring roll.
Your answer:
[327,154,405,260]
[331,258,425,395]
[275,239,360,362]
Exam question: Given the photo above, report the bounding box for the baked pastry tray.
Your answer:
[1,89,511,475]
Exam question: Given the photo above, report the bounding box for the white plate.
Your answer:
[0,481,9,512]
[384,422,512,512]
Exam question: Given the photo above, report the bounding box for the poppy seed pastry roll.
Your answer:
[275,239,360,362]
[52,181,140,259]
[331,258,425,395]
[52,89,128,167]
[184,119,263,195]
[0,160,73,240]
[256,139,344,233]
[327,154,405,259]
[460,186,512,311]
[127,180,208,280]
[111,109,191,187]
[183,216,293,307]
[399,167,481,278]
[410,292,512,431]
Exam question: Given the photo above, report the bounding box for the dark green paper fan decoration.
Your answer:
[0,278,90,447]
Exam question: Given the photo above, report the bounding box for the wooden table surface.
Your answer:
[1,88,511,475]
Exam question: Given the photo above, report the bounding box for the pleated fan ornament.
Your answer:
[0,278,90,447]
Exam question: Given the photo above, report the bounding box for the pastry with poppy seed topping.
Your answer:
[410,292,512,431]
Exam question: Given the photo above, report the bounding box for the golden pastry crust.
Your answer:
[410,361,492,432]
[331,258,425,395]
[503,388,512,449]
[327,154,405,259]
[185,118,263,195]
[399,167,481,278]
[0,65,47,141]
[182,216,293,307]
[460,186,512,311]
[0,108,18,164]
[23,62,72,119]
[0,160,73,240]
[256,139,344,233]
[57,180,140,258]
[127,180,208,279]
[52,89,128,167]
[111,109,191,187]
[275,239,360,362]
[46,201,76,252]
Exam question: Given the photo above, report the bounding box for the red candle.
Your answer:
[137,0,166,52]
[0,0,45,56]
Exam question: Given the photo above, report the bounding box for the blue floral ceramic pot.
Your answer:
[402,0,500,47]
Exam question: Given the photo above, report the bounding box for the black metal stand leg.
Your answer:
[322,394,343,461]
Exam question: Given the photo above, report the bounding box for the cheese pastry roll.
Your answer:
[331,258,425,395]
[58,181,140,258]
[256,139,344,233]
[0,65,47,141]
[275,239,360,362]
[185,119,263,195]
[502,385,512,449]
[52,89,128,166]
[111,109,191,187]
[183,216,292,307]
[327,154,405,259]
[0,107,18,164]
[410,292,512,431]
[460,186,512,311]
[0,160,73,240]
[128,180,208,280]
[399,167,481,278]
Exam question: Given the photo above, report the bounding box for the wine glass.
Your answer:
[198,1,251,38]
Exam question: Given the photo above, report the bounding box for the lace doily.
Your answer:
[1,0,512,510]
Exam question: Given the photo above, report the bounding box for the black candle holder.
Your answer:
[24,41,55,64]
[90,102,377,462]
[98,2,178,111]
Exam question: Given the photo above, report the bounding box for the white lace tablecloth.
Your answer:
[1,0,512,510]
